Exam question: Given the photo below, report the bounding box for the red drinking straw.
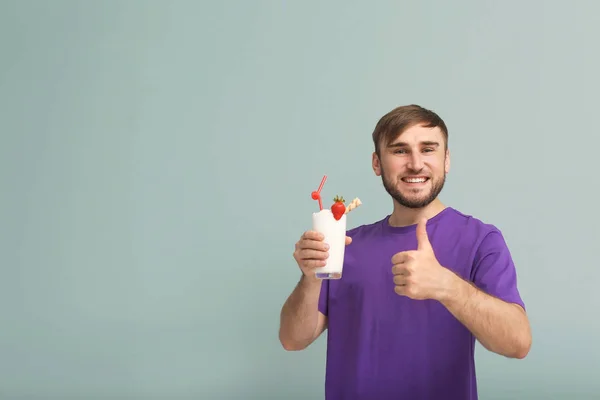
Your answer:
[311,175,327,211]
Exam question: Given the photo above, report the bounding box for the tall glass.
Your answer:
[312,209,346,279]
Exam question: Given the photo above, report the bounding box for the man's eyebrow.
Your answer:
[387,141,440,147]
[421,141,440,147]
[387,142,408,148]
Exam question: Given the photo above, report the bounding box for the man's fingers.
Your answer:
[394,284,413,297]
[302,230,324,241]
[391,251,415,265]
[391,262,412,276]
[299,238,329,252]
[303,259,327,269]
[298,249,329,260]
[416,217,432,251]
[393,274,408,286]
[302,231,351,246]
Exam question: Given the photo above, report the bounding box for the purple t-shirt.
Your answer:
[318,207,525,400]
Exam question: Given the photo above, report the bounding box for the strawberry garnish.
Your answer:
[331,195,346,221]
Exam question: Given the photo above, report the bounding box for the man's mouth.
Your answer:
[401,176,429,183]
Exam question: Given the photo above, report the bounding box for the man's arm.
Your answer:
[392,218,531,359]
[440,275,532,359]
[279,276,328,351]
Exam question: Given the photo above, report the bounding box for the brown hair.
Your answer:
[372,104,448,155]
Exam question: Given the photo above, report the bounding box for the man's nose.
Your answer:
[407,153,424,171]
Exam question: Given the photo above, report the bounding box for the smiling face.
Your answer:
[372,123,450,209]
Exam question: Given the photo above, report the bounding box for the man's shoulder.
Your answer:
[443,207,504,236]
[344,207,508,242]
[346,216,387,237]
[443,207,512,255]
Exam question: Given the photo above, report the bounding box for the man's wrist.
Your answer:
[299,273,322,290]
[438,269,471,306]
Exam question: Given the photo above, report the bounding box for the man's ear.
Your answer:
[372,152,381,176]
[445,149,450,174]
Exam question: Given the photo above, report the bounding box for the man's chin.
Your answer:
[391,191,435,209]
[381,174,445,209]
[398,187,430,199]
[395,199,433,209]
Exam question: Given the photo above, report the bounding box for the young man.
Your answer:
[279,105,531,400]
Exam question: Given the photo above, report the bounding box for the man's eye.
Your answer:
[423,148,434,153]
[394,149,407,154]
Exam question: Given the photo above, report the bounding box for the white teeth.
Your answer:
[404,177,427,183]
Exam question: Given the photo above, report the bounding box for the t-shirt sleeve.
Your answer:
[318,279,329,316]
[471,229,526,311]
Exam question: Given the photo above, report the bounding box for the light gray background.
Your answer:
[1,1,598,399]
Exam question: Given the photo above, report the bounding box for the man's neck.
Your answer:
[388,199,447,227]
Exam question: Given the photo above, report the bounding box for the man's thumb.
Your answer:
[416,217,431,250]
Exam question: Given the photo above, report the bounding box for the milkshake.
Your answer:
[313,209,346,279]
[309,175,362,280]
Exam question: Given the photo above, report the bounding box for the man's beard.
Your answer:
[380,166,446,209]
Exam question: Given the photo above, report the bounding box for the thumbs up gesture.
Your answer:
[391,218,454,301]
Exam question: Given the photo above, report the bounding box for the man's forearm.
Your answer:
[440,274,532,359]
[279,276,323,350]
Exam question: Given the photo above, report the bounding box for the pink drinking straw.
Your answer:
[311,175,327,211]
